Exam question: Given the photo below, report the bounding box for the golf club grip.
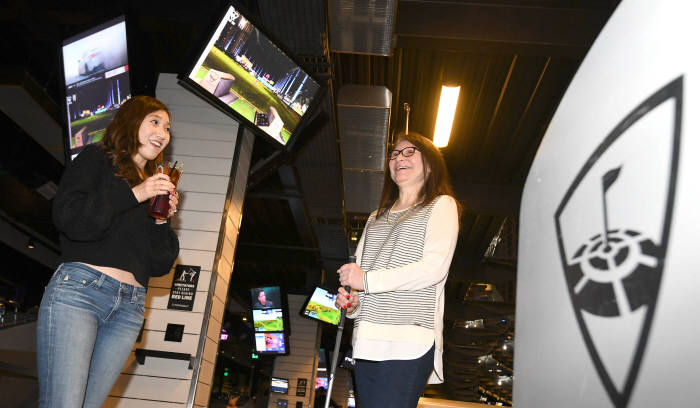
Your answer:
[346,254,356,306]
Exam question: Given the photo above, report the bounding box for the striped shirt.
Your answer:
[348,195,459,384]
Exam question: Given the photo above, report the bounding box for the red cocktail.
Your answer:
[149,162,183,219]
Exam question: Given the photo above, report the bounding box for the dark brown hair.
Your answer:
[376,131,461,217]
[99,95,170,186]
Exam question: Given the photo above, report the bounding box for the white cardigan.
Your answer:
[348,195,459,384]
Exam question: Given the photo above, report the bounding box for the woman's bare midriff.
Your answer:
[79,263,143,287]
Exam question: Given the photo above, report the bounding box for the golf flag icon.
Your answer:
[554,77,682,408]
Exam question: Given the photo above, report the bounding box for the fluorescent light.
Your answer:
[433,85,460,147]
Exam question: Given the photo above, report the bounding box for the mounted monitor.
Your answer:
[249,286,289,355]
[271,377,289,394]
[177,2,323,149]
[60,15,131,160]
[254,332,288,355]
[300,286,340,326]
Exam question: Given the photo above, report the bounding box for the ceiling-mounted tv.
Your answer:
[177,2,323,149]
[59,15,131,160]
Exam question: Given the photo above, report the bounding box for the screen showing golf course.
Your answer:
[186,5,321,145]
[61,16,130,159]
[253,308,284,332]
[302,287,340,326]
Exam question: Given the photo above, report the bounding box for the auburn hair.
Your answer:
[99,95,170,186]
[376,131,461,217]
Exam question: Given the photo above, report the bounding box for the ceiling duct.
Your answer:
[328,0,396,56]
[337,85,391,214]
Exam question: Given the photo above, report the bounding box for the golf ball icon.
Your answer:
[565,229,661,317]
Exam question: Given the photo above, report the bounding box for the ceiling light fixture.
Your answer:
[26,239,35,249]
[433,85,460,148]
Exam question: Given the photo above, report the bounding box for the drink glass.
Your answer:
[149,161,183,219]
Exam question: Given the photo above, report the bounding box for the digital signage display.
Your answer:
[300,286,340,326]
[178,3,322,148]
[60,16,131,160]
[249,286,288,355]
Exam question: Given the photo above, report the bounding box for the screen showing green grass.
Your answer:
[303,287,340,325]
[187,6,321,146]
[253,308,284,332]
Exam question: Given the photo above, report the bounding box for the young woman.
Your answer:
[336,131,460,408]
[37,96,180,407]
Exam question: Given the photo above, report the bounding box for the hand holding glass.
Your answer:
[149,161,183,219]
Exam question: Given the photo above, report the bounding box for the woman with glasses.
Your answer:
[335,131,460,407]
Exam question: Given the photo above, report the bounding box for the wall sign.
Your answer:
[516,1,700,407]
[167,265,200,311]
[296,378,307,397]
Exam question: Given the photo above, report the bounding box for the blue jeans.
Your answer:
[37,263,146,407]
[353,343,435,408]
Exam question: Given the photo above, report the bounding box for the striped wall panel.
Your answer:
[269,294,322,408]
[107,73,244,407]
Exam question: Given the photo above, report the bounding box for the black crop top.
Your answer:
[52,144,179,287]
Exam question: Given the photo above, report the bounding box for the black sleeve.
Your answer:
[52,145,139,242]
[149,220,180,277]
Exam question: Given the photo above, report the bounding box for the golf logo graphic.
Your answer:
[554,77,682,408]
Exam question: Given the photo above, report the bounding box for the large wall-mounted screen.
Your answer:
[178,3,322,148]
[60,16,131,160]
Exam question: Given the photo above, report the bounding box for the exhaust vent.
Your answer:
[328,0,396,56]
[337,85,392,214]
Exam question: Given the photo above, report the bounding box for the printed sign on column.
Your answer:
[167,265,200,311]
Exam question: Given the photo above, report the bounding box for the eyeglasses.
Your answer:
[389,146,419,160]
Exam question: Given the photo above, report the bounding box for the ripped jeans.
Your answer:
[37,262,146,407]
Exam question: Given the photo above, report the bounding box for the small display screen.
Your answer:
[252,308,284,332]
[315,376,328,390]
[301,287,340,326]
[61,16,131,159]
[254,332,287,354]
[271,377,288,394]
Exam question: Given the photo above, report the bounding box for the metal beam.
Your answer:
[395,0,613,58]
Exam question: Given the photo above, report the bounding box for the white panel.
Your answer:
[177,249,216,271]
[209,297,225,325]
[216,257,232,286]
[194,381,212,407]
[206,315,223,343]
[111,375,190,403]
[199,359,215,385]
[178,173,230,195]
[177,229,220,252]
[203,337,219,365]
[167,137,235,159]
[225,216,239,244]
[164,154,232,176]
[221,233,236,265]
[169,105,238,127]
[150,270,212,293]
[170,210,222,233]
[180,192,225,213]
[163,121,238,142]
[121,352,193,380]
[136,331,200,355]
[157,88,212,109]
[227,205,243,231]
[145,287,207,313]
[214,272,229,302]
[104,397,186,408]
[143,309,204,333]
